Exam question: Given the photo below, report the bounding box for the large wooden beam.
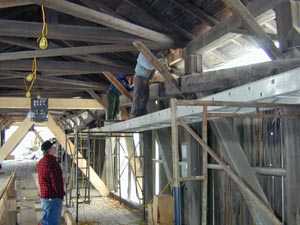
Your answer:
[0,117,33,160]
[0,0,35,8]
[37,77,107,90]
[47,114,110,196]
[0,97,104,110]
[102,72,133,101]
[172,57,300,95]
[0,44,142,61]
[133,41,182,96]
[0,19,138,44]
[222,0,282,59]
[38,0,173,46]
[186,0,284,54]
[0,60,131,74]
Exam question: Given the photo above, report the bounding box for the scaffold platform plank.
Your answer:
[96,67,300,132]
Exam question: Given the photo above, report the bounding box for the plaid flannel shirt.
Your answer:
[36,154,64,199]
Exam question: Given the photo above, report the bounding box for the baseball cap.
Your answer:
[41,138,57,152]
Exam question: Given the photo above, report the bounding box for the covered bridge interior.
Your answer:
[0,0,300,225]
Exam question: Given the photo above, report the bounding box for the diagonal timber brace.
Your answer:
[211,119,274,225]
[47,114,110,196]
[0,117,34,160]
[178,119,282,225]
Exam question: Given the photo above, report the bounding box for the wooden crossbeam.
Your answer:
[133,41,182,96]
[47,114,110,196]
[0,0,35,8]
[0,97,104,110]
[0,44,140,61]
[0,60,129,74]
[222,0,282,59]
[39,0,173,46]
[0,117,33,160]
[0,19,137,44]
[102,72,133,101]
[37,77,107,90]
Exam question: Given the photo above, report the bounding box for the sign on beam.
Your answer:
[0,97,104,110]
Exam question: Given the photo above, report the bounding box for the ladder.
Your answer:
[74,129,91,223]
[64,129,92,224]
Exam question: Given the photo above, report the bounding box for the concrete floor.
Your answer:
[1,160,143,225]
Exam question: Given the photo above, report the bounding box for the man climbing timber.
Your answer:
[130,53,155,117]
[37,139,64,225]
[107,73,133,120]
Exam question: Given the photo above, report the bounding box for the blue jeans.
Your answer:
[40,198,63,225]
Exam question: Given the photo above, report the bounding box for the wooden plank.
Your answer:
[222,0,282,59]
[0,173,16,225]
[0,19,138,44]
[0,117,33,160]
[47,114,110,196]
[133,41,182,96]
[0,0,35,8]
[102,72,133,101]
[0,44,141,61]
[40,0,173,46]
[0,97,104,110]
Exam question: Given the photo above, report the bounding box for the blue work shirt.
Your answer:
[135,53,155,78]
[108,74,133,96]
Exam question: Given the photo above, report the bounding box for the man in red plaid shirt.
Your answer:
[37,139,64,225]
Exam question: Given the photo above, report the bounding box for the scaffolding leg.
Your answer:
[173,186,182,225]
[171,99,182,225]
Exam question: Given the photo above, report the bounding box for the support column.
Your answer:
[183,124,201,225]
[171,99,182,225]
[184,49,203,75]
[143,130,154,203]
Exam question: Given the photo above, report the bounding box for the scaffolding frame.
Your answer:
[170,99,300,225]
[64,129,145,222]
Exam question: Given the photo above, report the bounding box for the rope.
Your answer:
[37,3,48,49]
[24,57,38,97]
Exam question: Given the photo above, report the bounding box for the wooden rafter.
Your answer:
[0,19,138,44]
[0,44,141,61]
[0,60,130,74]
[222,0,282,59]
[37,0,173,46]
[186,0,285,54]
